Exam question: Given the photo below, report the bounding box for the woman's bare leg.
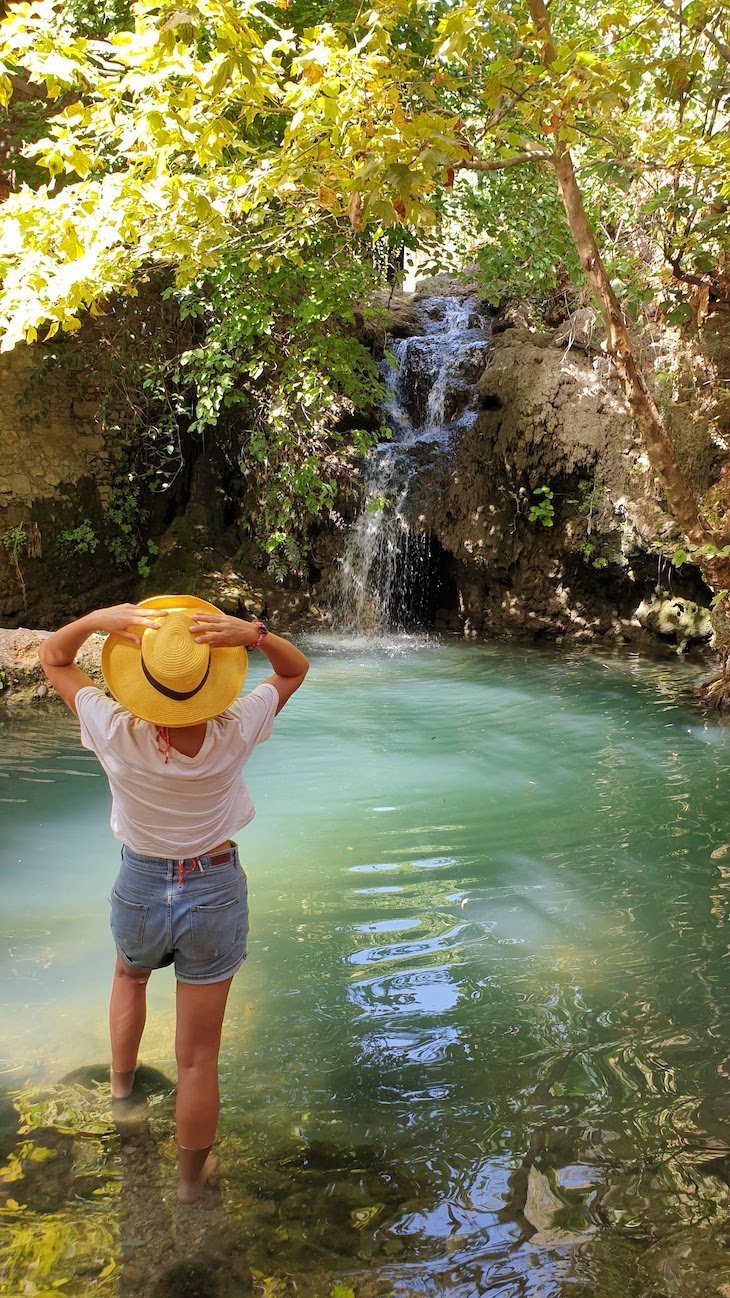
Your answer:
[175,976,233,1203]
[109,952,152,1098]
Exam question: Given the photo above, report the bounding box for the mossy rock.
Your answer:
[636,593,712,644]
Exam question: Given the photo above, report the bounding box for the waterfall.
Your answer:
[334,295,490,634]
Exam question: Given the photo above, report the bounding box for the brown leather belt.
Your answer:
[176,848,234,867]
[205,849,234,866]
[176,845,235,890]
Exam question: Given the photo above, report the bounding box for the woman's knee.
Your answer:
[175,1041,221,1073]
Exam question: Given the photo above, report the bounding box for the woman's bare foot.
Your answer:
[177,1151,218,1205]
[110,1067,136,1099]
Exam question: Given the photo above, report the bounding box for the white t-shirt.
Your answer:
[75,682,279,857]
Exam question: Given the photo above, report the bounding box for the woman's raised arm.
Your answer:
[190,614,309,713]
[39,605,164,714]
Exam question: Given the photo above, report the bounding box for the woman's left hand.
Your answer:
[189,614,261,648]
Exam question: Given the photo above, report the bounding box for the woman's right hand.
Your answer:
[93,604,167,643]
[189,612,261,648]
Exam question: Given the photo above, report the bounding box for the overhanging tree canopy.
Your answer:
[1,0,729,580]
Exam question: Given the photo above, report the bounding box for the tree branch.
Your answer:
[458,148,554,172]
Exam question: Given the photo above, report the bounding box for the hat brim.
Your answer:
[101,595,248,725]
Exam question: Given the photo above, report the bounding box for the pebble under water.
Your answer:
[0,637,729,1298]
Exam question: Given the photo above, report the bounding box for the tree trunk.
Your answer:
[551,148,713,547]
[524,0,721,562]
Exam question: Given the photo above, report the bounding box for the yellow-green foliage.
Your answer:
[1,0,727,570]
[1,0,727,347]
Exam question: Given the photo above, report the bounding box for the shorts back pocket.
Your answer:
[190,896,247,961]
[111,889,149,951]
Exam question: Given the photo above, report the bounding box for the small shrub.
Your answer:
[527,486,555,527]
[56,521,98,556]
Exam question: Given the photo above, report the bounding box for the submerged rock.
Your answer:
[150,1255,253,1298]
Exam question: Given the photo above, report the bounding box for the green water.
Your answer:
[1,638,729,1298]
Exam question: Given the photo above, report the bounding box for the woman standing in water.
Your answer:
[39,596,309,1203]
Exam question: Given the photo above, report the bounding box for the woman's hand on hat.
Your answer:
[189,613,259,648]
[94,604,168,643]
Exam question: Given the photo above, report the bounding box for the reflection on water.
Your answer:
[1,640,730,1297]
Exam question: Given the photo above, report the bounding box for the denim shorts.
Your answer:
[110,842,249,984]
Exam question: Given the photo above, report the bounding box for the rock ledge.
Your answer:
[0,628,104,704]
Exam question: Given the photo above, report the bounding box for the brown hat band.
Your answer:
[141,653,212,702]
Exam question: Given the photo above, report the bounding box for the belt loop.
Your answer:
[178,856,203,889]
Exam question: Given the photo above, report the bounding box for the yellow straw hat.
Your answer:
[101,595,248,725]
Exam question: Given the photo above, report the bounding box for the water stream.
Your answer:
[1,639,729,1297]
[335,297,490,633]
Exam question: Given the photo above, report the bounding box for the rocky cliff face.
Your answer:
[1,276,727,656]
[400,325,669,640]
[0,344,115,622]
[319,284,726,647]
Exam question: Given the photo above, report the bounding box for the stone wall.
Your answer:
[0,341,115,622]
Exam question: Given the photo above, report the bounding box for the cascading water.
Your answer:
[334,295,491,634]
